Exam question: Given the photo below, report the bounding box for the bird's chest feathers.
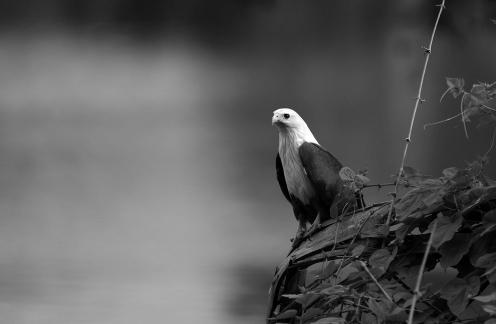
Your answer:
[279,140,316,204]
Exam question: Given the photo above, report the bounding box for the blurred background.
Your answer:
[0,0,495,323]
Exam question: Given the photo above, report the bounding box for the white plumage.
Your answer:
[272,108,318,205]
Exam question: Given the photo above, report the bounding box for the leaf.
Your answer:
[319,261,339,279]
[400,166,431,186]
[442,167,459,179]
[336,263,359,283]
[483,210,496,225]
[471,83,491,103]
[369,247,397,272]
[443,77,465,99]
[360,312,376,324]
[475,253,496,269]
[393,291,412,302]
[485,319,496,324]
[309,317,346,324]
[319,285,347,296]
[339,167,356,182]
[474,292,496,303]
[301,307,323,322]
[467,276,481,297]
[440,278,471,316]
[351,244,366,257]
[482,304,496,315]
[282,293,320,308]
[274,309,298,320]
[429,212,463,249]
[355,174,370,186]
[368,299,389,321]
[395,182,445,221]
[439,233,472,268]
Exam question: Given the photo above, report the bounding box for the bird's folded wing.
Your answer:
[298,142,343,195]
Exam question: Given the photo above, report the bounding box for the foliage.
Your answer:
[267,3,496,324]
[426,78,496,137]
[268,161,496,324]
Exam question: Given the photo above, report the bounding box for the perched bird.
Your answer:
[272,108,358,245]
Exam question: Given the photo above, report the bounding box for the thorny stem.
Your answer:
[386,0,447,227]
[407,219,438,324]
[359,261,393,303]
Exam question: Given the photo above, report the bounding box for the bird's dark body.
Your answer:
[276,142,353,225]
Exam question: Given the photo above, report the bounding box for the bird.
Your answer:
[272,108,360,246]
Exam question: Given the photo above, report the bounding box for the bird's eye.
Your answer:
[283,113,290,119]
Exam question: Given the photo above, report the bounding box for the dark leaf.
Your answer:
[369,247,397,272]
[301,307,323,322]
[440,278,470,316]
[282,293,320,308]
[336,263,359,283]
[483,210,496,225]
[360,223,389,238]
[439,233,472,268]
[482,304,496,315]
[274,309,298,320]
[393,291,412,302]
[319,261,339,279]
[395,182,445,221]
[475,253,496,269]
[429,212,463,249]
[360,312,376,324]
[467,276,481,297]
[368,299,389,321]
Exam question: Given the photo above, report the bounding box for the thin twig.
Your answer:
[423,111,463,129]
[484,126,496,157]
[386,0,447,227]
[482,104,496,113]
[362,182,396,189]
[407,219,438,324]
[460,92,469,138]
[359,261,393,303]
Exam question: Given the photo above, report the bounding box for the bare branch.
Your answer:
[359,261,393,303]
[407,219,438,324]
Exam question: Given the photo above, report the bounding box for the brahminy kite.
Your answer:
[272,108,360,245]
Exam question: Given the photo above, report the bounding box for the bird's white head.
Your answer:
[272,108,318,145]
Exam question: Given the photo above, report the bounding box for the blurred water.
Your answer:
[0,2,494,323]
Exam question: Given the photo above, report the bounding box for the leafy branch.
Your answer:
[425,78,496,137]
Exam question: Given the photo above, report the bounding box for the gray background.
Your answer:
[0,0,495,323]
